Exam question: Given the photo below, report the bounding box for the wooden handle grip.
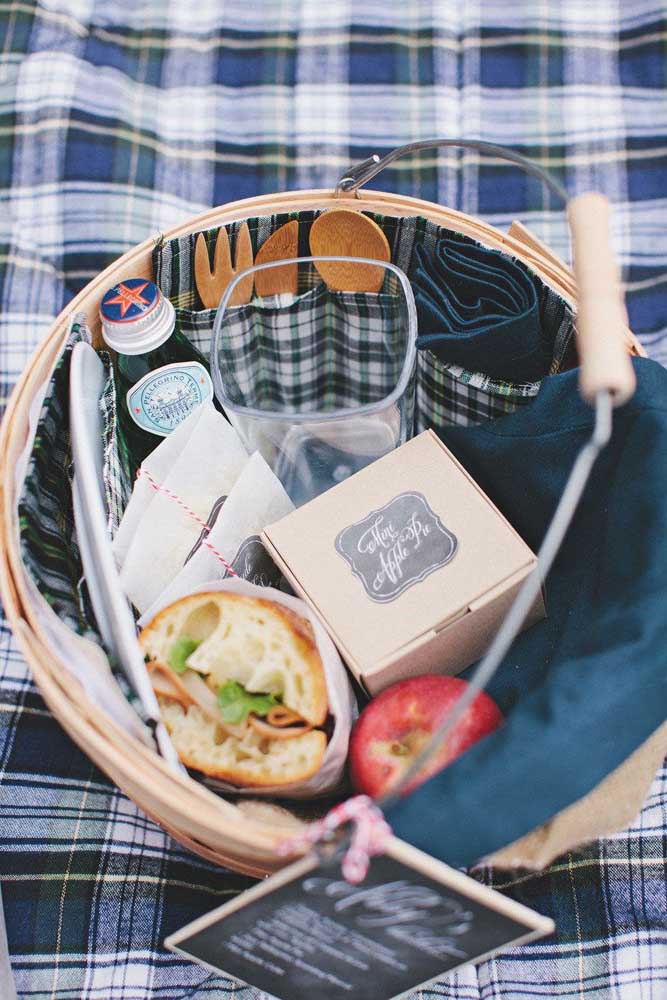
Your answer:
[567,192,636,405]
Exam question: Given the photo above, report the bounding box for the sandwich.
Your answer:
[139,591,329,787]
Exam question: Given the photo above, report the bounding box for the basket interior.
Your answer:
[17,207,577,822]
[156,209,575,380]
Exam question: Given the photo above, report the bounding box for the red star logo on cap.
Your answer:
[105,281,151,318]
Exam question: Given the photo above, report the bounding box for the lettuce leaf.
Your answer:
[168,636,200,674]
[217,680,280,724]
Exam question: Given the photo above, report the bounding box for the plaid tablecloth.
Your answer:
[1,2,666,998]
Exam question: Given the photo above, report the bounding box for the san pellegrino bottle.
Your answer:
[99,278,213,475]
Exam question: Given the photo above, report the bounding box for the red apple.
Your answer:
[349,674,503,798]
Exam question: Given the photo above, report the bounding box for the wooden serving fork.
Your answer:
[194,222,254,308]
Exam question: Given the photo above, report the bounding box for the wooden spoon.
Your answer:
[309,209,391,292]
[194,222,254,308]
[254,220,299,296]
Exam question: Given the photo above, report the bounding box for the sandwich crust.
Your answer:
[159,702,327,786]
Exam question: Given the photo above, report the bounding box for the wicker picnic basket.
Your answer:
[0,145,647,877]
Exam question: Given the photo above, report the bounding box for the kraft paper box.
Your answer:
[262,430,544,695]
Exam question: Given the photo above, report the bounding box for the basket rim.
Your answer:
[0,185,645,876]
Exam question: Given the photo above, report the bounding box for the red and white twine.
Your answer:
[277,795,392,884]
[136,467,237,577]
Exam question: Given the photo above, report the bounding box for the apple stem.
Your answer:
[390,742,410,756]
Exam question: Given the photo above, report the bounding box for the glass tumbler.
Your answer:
[211,256,417,507]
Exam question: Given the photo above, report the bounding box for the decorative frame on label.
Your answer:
[335,491,458,603]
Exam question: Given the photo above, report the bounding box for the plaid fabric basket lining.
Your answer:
[416,305,574,429]
[18,319,100,639]
[155,210,576,433]
[17,320,152,723]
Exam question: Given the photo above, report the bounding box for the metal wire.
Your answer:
[335,139,569,206]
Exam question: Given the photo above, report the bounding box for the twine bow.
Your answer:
[277,794,392,884]
[136,467,237,577]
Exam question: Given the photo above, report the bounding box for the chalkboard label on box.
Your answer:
[165,836,554,1000]
[335,491,458,603]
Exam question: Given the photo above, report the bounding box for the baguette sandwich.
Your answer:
[139,591,329,787]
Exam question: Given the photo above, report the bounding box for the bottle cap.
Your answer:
[99,278,176,355]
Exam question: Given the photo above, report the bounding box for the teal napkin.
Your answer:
[387,358,667,867]
[412,234,548,382]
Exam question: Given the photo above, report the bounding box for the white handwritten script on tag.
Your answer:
[166,837,554,1000]
[335,492,458,602]
[302,876,472,959]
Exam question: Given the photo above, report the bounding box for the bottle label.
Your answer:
[126,361,214,436]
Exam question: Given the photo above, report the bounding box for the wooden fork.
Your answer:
[194,222,254,308]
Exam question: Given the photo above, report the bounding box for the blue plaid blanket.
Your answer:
[1,3,666,998]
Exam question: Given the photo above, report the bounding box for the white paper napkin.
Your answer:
[114,403,248,613]
[139,451,294,625]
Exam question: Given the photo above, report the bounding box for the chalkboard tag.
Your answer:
[165,836,554,999]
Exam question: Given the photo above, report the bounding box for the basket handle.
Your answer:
[336,140,637,406]
[335,139,568,202]
[567,192,636,405]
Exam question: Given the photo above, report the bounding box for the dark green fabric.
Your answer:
[413,234,547,382]
[387,357,667,866]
